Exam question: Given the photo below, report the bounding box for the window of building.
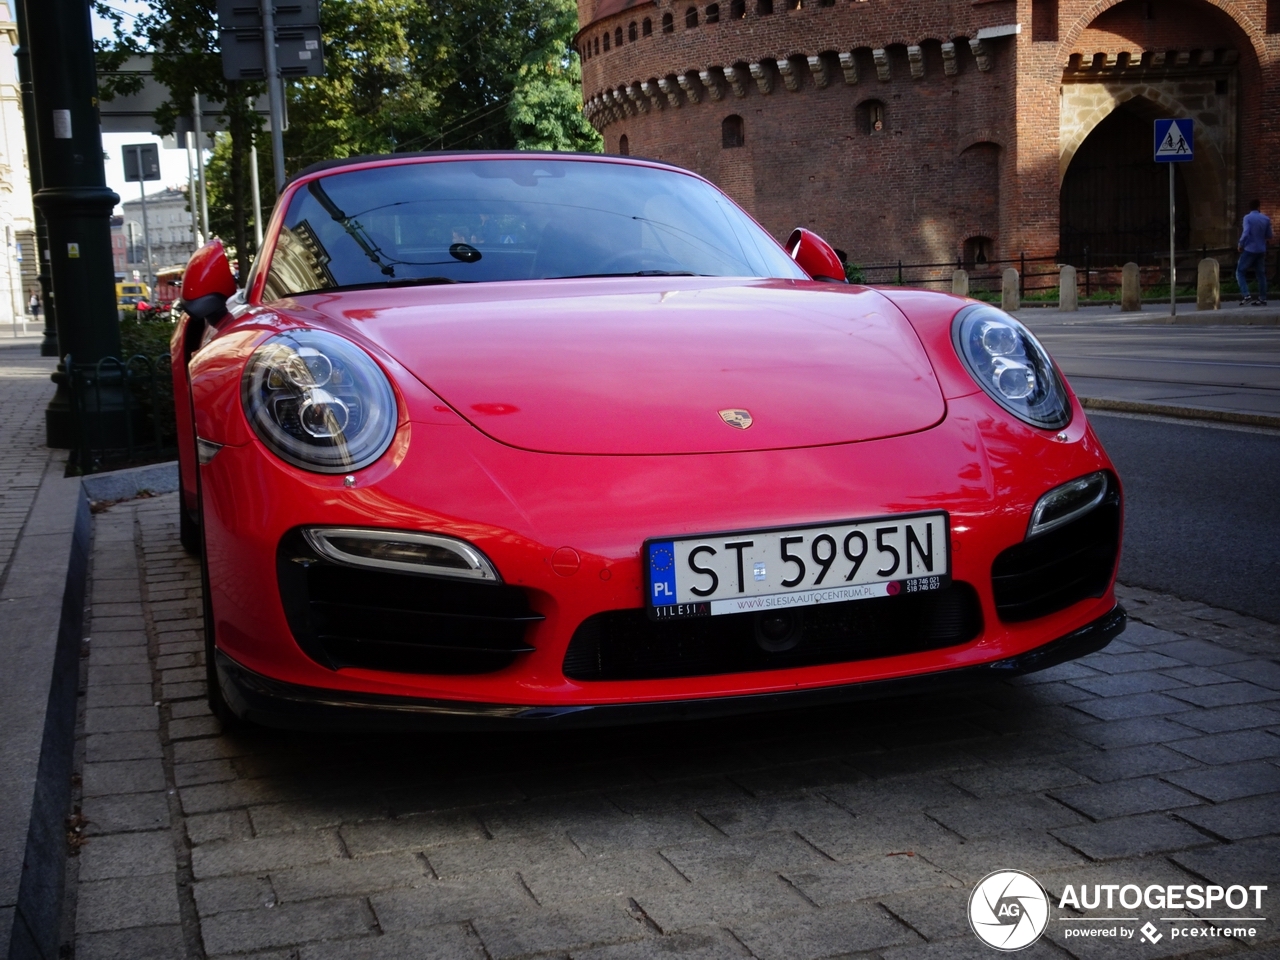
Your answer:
[662,12,674,31]
[786,0,801,9]
[628,21,637,41]
[602,32,610,50]
[963,236,993,269]
[730,0,745,16]
[706,3,719,22]
[619,134,630,155]
[722,115,745,148]
[1032,0,1058,41]
[615,26,623,45]
[594,37,600,54]
[642,17,652,34]
[757,0,773,13]
[856,100,886,134]
[1269,0,1280,32]
[686,6,699,26]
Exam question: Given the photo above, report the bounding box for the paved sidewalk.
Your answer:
[0,342,57,582]
[63,492,1280,959]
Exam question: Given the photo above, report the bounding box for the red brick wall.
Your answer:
[578,0,1278,268]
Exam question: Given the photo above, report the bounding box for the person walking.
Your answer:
[1236,199,1273,305]
[27,290,39,320]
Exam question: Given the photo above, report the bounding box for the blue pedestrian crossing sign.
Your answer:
[1154,119,1193,162]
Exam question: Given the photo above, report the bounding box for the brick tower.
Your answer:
[576,0,1278,272]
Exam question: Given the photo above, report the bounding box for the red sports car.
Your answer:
[172,152,1124,729]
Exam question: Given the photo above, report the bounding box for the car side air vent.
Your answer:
[276,528,542,674]
[563,582,983,681]
[990,484,1121,623]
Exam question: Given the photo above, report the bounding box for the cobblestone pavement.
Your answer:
[65,493,1280,960]
[0,343,56,580]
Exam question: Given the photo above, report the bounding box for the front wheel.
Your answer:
[198,496,240,729]
[179,500,200,556]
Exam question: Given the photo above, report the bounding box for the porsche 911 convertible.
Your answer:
[171,151,1124,729]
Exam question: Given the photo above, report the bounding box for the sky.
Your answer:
[93,1,196,213]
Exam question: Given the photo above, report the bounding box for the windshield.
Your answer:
[261,157,806,298]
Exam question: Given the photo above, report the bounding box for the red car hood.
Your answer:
[307,278,946,455]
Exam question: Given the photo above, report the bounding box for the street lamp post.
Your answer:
[19,0,122,448]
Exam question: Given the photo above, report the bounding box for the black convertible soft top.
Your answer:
[286,150,664,188]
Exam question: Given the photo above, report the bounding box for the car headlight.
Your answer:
[241,330,397,473]
[951,304,1071,429]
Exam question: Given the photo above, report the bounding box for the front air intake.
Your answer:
[991,482,1121,623]
[277,529,541,674]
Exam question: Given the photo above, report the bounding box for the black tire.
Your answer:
[179,500,201,556]
[198,496,240,729]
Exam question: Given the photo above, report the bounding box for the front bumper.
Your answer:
[217,603,1126,731]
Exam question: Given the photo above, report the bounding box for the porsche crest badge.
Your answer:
[719,409,753,429]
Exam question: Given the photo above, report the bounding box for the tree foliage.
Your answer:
[96,0,600,270]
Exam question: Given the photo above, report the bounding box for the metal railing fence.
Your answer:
[67,353,177,475]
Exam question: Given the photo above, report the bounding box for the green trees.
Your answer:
[97,0,600,270]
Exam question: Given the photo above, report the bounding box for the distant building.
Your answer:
[109,215,127,276]
[578,0,1277,270]
[119,186,197,281]
[0,1,34,326]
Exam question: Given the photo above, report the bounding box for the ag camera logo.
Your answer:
[969,869,1050,951]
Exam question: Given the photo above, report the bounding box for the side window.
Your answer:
[642,17,653,34]
[857,99,886,134]
[722,115,745,148]
[619,134,630,156]
[602,32,610,51]
[757,0,773,13]
[730,0,745,15]
[686,6,699,27]
[662,12,674,31]
[615,26,623,46]
[628,21,637,41]
[706,3,720,22]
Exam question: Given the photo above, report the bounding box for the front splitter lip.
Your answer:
[216,604,1126,732]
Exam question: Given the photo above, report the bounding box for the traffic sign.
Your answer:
[1154,118,1193,163]
[219,24,324,79]
[122,143,161,182]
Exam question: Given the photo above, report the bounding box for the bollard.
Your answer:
[1197,258,1220,310]
[1120,262,1141,311]
[952,268,969,297]
[1059,265,1078,312]
[1001,268,1019,312]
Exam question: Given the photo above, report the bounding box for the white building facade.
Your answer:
[0,1,34,330]
[119,186,196,283]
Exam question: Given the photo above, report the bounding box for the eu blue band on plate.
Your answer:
[649,541,676,604]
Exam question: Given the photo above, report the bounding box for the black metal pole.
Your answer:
[20,0,122,449]
[11,0,59,358]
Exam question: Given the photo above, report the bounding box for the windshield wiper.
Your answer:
[386,276,460,287]
[558,270,699,279]
[308,180,398,278]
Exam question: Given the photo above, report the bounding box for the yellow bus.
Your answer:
[115,281,152,307]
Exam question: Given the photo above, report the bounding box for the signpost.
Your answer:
[123,144,162,290]
[1154,118,1194,317]
[217,0,323,193]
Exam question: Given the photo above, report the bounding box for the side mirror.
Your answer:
[786,228,847,283]
[181,238,238,323]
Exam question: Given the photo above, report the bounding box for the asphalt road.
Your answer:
[1089,411,1280,624]
[1026,314,1280,418]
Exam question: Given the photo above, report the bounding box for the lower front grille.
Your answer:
[277,529,541,674]
[563,582,983,681]
[991,488,1121,623]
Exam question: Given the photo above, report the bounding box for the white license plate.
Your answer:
[646,512,950,620]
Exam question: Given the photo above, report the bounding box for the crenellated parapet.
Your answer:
[580,35,999,131]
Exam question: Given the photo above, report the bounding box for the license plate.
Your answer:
[645,512,950,620]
